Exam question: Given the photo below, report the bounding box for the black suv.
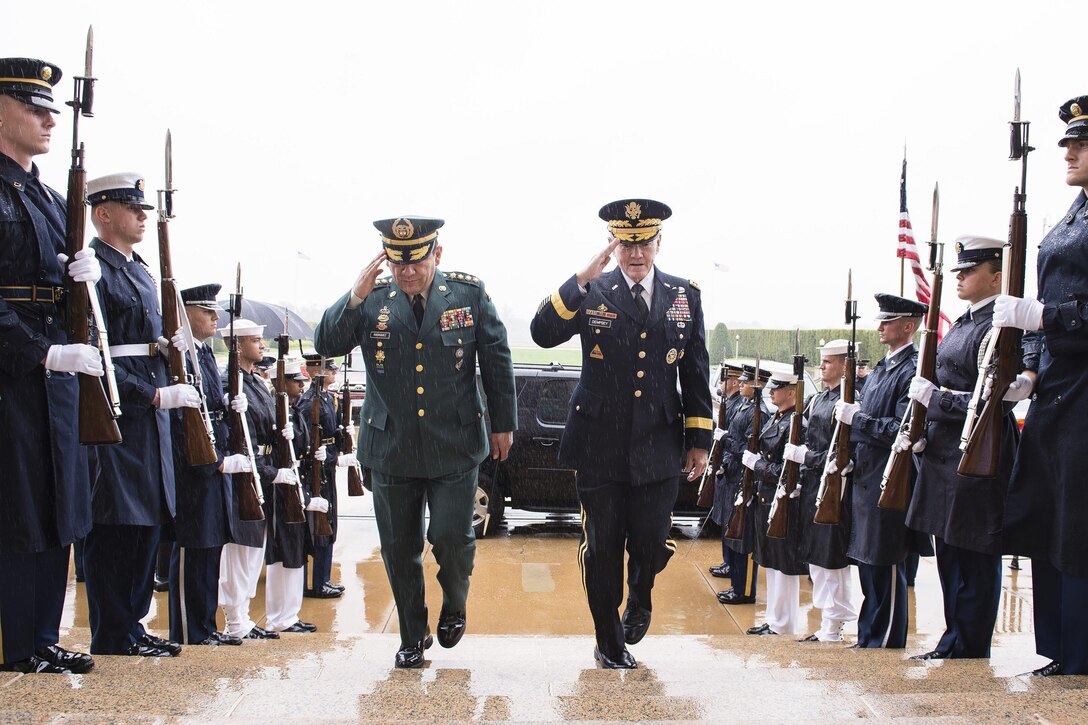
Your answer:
[473,362,706,536]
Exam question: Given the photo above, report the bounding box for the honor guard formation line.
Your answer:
[1,38,1087,720]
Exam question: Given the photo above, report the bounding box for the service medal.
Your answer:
[666,348,678,364]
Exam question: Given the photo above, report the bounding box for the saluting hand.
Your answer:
[575,237,621,288]
[351,251,388,301]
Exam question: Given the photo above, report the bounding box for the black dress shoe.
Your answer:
[0,654,73,674]
[746,623,777,636]
[34,645,94,674]
[282,620,318,633]
[910,649,950,661]
[847,643,863,649]
[153,577,170,593]
[243,626,279,640]
[621,605,651,645]
[126,642,173,657]
[327,582,345,592]
[1028,660,1063,677]
[797,634,820,643]
[708,563,731,578]
[717,589,755,605]
[437,610,466,649]
[303,583,343,599]
[138,633,181,656]
[211,631,242,646]
[193,637,219,646]
[394,634,433,669]
[593,646,637,669]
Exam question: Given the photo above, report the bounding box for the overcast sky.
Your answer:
[4,1,1083,343]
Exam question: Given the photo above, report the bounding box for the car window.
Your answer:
[537,379,576,425]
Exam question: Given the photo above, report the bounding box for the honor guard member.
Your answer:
[901,236,1023,660]
[299,353,344,598]
[744,370,807,637]
[168,285,252,646]
[83,172,195,657]
[999,96,1088,676]
[718,365,770,605]
[531,199,712,669]
[0,58,99,674]
[267,357,319,634]
[707,362,747,579]
[314,216,517,668]
[834,293,926,648]
[793,340,857,642]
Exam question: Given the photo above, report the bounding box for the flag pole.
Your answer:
[900,258,905,295]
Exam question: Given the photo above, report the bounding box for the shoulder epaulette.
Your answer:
[374,276,392,287]
[689,280,701,290]
[446,271,482,286]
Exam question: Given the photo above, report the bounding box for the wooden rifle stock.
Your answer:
[274,350,306,524]
[725,381,763,541]
[341,362,365,497]
[697,372,729,508]
[767,377,805,539]
[227,341,264,521]
[814,360,854,525]
[309,373,334,537]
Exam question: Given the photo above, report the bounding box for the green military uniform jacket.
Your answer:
[314,269,517,479]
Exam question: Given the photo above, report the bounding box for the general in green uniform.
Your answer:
[313,217,516,668]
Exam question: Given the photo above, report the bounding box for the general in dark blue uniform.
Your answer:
[0,58,97,675]
[530,199,712,669]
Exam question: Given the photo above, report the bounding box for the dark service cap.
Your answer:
[1058,95,1088,147]
[375,216,443,265]
[302,353,339,371]
[180,283,223,311]
[0,57,62,113]
[86,172,155,209]
[721,362,746,379]
[739,365,771,384]
[874,293,927,321]
[255,356,277,370]
[599,198,671,245]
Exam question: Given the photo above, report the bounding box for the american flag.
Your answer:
[898,157,951,338]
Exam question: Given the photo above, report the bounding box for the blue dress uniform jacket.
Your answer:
[847,344,916,567]
[1006,190,1088,577]
[530,268,713,482]
[720,395,770,552]
[222,369,274,549]
[170,343,231,549]
[907,302,1017,555]
[798,385,853,570]
[314,270,518,477]
[709,392,749,525]
[296,384,338,545]
[751,408,807,576]
[0,154,90,553]
[88,239,174,524]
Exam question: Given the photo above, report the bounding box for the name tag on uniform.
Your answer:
[440,307,474,331]
[588,318,612,329]
[369,331,391,340]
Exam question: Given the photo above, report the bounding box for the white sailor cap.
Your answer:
[766,370,798,390]
[819,338,850,356]
[950,235,1003,272]
[219,318,265,338]
[282,357,307,380]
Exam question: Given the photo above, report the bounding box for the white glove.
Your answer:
[742,450,760,470]
[827,457,854,475]
[221,454,252,474]
[1003,373,1034,402]
[789,484,802,499]
[908,376,937,408]
[834,400,860,426]
[45,343,103,376]
[314,445,328,462]
[280,421,295,440]
[783,443,808,464]
[157,327,189,355]
[337,453,357,467]
[272,468,299,485]
[157,383,201,410]
[993,295,1044,331]
[713,427,727,442]
[59,248,102,284]
[305,496,329,513]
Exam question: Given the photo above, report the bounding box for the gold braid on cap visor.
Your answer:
[382,231,438,263]
[608,218,662,242]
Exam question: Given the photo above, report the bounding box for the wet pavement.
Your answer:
[2,485,1083,723]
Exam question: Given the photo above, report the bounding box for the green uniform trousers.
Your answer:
[372,467,478,647]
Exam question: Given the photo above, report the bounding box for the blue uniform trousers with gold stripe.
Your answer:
[577,473,678,660]
[84,524,160,654]
[0,546,69,664]
[1032,558,1088,674]
[168,544,222,644]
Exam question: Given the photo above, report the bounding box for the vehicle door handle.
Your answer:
[533,437,559,447]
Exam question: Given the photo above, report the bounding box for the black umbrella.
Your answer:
[216,298,314,339]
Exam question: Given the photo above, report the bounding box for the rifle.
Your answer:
[157,130,216,465]
[767,331,806,538]
[309,358,334,537]
[725,354,763,541]
[274,315,306,524]
[880,185,943,511]
[227,265,264,521]
[696,363,729,508]
[341,352,366,497]
[958,69,1031,478]
[64,26,121,445]
[814,270,858,524]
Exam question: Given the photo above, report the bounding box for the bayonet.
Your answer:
[164,130,174,219]
[929,183,940,270]
[1013,68,1021,124]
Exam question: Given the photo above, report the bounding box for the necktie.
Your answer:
[631,283,648,322]
[412,294,425,326]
